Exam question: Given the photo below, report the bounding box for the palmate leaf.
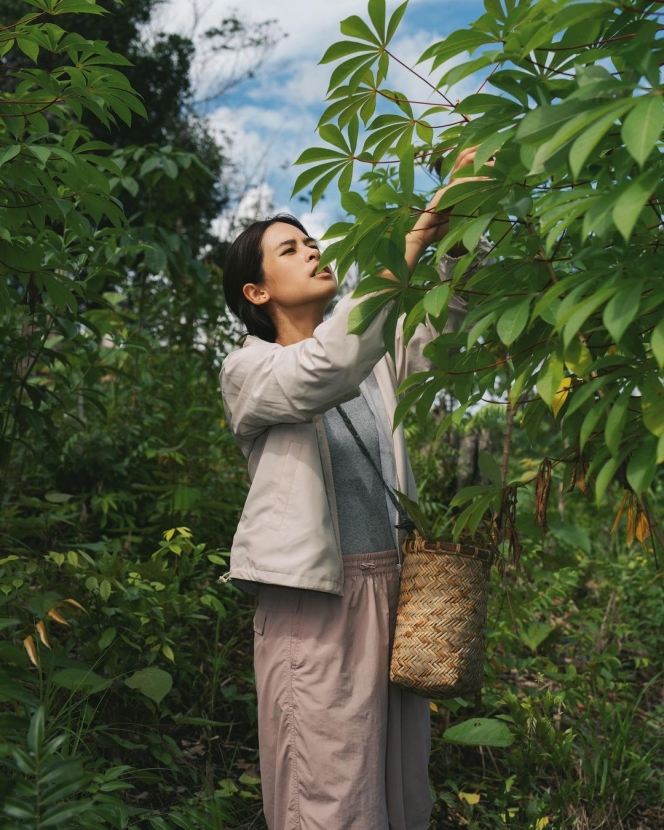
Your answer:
[327,53,376,93]
[529,98,634,175]
[320,40,376,64]
[622,95,664,167]
[291,161,344,199]
[418,29,493,70]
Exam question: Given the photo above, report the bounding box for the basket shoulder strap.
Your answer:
[335,404,415,532]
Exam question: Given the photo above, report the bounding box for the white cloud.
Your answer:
[154,0,485,234]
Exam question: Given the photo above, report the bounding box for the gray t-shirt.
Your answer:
[322,391,396,556]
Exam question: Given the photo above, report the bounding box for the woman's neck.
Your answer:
[274,304,326,346]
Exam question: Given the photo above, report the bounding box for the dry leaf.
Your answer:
[47,607,70,626]
[35,621,51,649]
[535,458,552,533]
[635,509,651,544]
[429,701,438,713]
[23,635,38,668]
[61,598,86,613]
[626,504,635,546]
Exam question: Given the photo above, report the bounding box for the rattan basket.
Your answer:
[390,532,498,698]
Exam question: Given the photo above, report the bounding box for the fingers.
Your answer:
[451,145,497,175]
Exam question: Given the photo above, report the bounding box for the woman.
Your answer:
[220,147,491,830]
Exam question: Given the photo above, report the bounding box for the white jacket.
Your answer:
[220,271,467,596]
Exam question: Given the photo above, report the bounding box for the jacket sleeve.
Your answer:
[220,289,394,442]
[393,240,492,387]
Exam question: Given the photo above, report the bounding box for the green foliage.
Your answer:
[0,2,261,825]
[299,0,664,543]
[405,408,664,828]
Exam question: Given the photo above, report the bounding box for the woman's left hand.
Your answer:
[409,146,496,248]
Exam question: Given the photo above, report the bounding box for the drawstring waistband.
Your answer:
[342,549,399,577]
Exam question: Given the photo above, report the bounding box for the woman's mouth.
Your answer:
[311,267,332,278]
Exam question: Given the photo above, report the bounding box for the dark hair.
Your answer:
[222,213,310,343]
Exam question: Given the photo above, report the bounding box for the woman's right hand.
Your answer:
[409,146,496,248]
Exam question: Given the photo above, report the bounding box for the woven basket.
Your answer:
[390,532,497,698]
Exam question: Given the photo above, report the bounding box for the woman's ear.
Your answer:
[242,283,270,306]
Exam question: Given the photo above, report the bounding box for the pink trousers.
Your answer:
[253,550,433,830]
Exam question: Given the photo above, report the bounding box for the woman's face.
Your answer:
[243,222,338,313]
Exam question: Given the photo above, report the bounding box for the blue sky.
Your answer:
[157,0,485,238]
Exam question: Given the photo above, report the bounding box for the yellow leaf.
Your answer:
[176,526,192,538]
[61,597,86,613]
[636,509,651,544]
[429,701,438,712]
[23,635,39,668]
[164,528,175,541]
[162,644,175,662]
[46,607,70,626]
[35,621,51,649]
[552,376,572,417]
[458,792,481,805]
[535,818,550,830]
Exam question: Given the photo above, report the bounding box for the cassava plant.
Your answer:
[293,0,664,559]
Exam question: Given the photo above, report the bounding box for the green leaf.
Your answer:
[626,439,658,494]
[444,718,515,747]
[27,707,45,754]
[0,144,21,167]
[516,100,587,145]
[386,1,408,44]
[642,375,664,437]
[98,627,116,650]
[399,151,414,200]
[612,173,658,241]
[519,622,555,652]
[320,40,374,64]
[291,161,340,198]
[368,0,386,40]
[564,339,592,377]
[99,579,111,601]
[124,667,173,704]
[16,36,39,62]
[44,491,72,503]
[319,123,350,153]
[622,95,664,167]
[41,274,77,313]
[52,668,111,695]
[423,284,450,318]
[348,291,395,334]
[595,455,620,505]
[419,30,491,69]
[293,147,348,164]
[537,352,564,408]
[478,450,502,487]
[602,282,641,344]
[496,299,530,346]
[569,107,629,179]
[340,14,381,46]
[651,318,664,369]
[531,99,633,174]
[605,384,634,456]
